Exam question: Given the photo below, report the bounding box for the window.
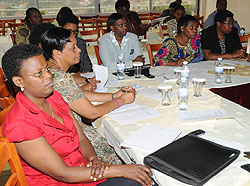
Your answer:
[0,0,199,18]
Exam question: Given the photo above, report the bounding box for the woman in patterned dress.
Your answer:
[40,27,136,165]
[154,15,204,66]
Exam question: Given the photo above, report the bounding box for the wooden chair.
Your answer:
[140,16,155,24]
[0,137,28,186]
[100,29,107,36]
[78,18,96,31]
[94,45,102,65]
[8,23,21,34]
[80,15,98,20]
[0,104,13,127]
[42,18,55,23]
[96,18,107,30]
[0,68,5,85]
[0,19,16,35]
[79,29,100,44]
[150,12,161,18]
[98,15,110,19]
[0,83,15,109]
[146,43,162,66]
[194,15,204,29]
[159,24,169,39]
[138,12,151,18]
[0,22,5,36]
[240,34,250,51]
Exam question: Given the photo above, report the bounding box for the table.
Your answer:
[0,36,13,68]
[93,60,250,186]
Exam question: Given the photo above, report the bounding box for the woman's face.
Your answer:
[111,18,127,39]
[16,54,53,100]
[60,34,81,66]
[182,21,198,39]
[175,9,185,22]
[217,17,233,35]
[29,10,42,25]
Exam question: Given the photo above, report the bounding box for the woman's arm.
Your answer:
[203,49,243,60]
[14,137,95,183]
[69,91,135,119]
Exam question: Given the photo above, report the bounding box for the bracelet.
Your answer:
[111,93,114,100]
[89,155,99,161]
[113,98,120,108]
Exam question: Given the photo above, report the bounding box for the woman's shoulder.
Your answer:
[163,37,178,45]
[127,32,138,39]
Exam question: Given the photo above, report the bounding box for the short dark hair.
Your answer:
[40,27,71,59]
[216,0,227,6]
[214,10,233,24]
[107,13,124,32]
[56,7,73,25]
[29,23,55,45]
[24,7,41,24]
[169,2,178,9]
[177,15,197,33]
[2,45,43,89]
[174,5,185,13]
[115,0,130,10]
[59,13,79,27]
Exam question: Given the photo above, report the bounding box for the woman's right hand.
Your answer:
[120,164,154,186]
[119,91,135,105]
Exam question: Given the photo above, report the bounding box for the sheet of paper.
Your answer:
[120,123,182,152]
[201,136,245,151]
[107,106,161,125]
[178,109,232,123]
[137,88,161,101]
[110,103,140,114]
[93,65,108,92]
[105,75,121,88]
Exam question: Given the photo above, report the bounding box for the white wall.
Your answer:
[200,0,250,31]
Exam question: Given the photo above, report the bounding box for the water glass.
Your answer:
[158,85,173,106]
[224,66,235,83]
[192,78,206,97]
[133,62,143,78]
[174,67,182,85]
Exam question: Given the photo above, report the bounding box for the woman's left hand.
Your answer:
[86,157,109,180]
[81,83,96,91]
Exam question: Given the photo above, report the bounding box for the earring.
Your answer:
[21,87,24,92]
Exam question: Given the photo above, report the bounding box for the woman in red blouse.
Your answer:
[1,44,156,186]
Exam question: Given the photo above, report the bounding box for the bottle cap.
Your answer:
[180,77,187,81]
[223,66,235,70]
[218,57,222,61]
[183,61,188,65]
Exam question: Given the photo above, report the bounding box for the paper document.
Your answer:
[108,105,161,125]
[93,65,108,92]
[178,109,232,123]
[201,136,245,151]
[137,88,161,101]
[120,123,182,152]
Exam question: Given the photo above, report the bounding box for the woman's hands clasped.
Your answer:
[113,85,136,104]
[86,156,109,181]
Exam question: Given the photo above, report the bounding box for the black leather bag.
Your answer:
[144,134,240,186]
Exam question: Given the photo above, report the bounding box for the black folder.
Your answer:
[144,134,240,185]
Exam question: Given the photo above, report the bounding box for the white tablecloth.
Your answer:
[93,61,250,186]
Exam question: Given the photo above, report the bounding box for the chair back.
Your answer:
[42,18,55,23]
[0,68,5,85]
[96,18,108,30]
[138,12,151,18]
[0,82,15,110]
[78,18,96,31]
[159,24,169,39]
[79,29,100,44]
[98,15,110,19]
[240,34,250,51]
[247,36,250,54]
[146,43,162,66]
[94,45,102,65]
[8,23,21,34]
[194,15,204,29]
[0,137,28,186]
[0,19,16,35]
[0,104,13,130]
[0,22,5,36]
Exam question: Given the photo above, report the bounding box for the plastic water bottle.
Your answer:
[181,61,190,83]
[214,58,224,84]
[178,77,189,110]
[240,26,245,36]
[117,55,125,80]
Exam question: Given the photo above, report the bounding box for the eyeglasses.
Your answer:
[68,29,79,35]
[22,67,51,79]
[223,22,233,26]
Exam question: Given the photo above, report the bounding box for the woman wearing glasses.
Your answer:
[201,10,246,60]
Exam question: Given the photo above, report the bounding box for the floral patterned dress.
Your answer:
[49,63,121,165]
[154,34,204,66]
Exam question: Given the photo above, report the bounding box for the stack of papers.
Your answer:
[108,103,161,125]
[120,123,182,152]
[178,109,232,123]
